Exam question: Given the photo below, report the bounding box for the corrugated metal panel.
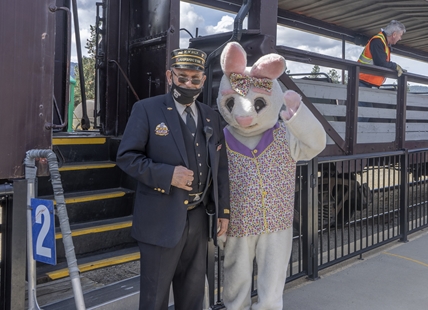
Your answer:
[188,0,428,60]
[0,0,55,178]
[277,0,428,54]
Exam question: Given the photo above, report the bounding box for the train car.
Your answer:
[1,0,428,308]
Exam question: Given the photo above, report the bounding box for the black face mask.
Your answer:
[170,82,203,105]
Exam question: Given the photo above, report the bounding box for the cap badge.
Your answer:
[171,48,207,71]
[155,122,169,136]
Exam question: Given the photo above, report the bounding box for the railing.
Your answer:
[315,152,405,272]
[408,150,428,233]
[276,45,428,156]
[208,148,428,309]
[3,140,426,310]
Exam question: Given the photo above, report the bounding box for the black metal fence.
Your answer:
[208,148,428,308]
[408,150,428,233]
[3,148,428,309]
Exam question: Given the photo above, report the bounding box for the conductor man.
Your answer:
[116,48,230,310]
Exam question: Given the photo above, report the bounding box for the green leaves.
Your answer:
[74,25,96,107]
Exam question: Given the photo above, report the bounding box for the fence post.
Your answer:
[399,150,409,242]
[206,240,216,307]
[301,163,311,277]
[303,158,319,280]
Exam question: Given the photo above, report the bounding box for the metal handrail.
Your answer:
[47,5,72,130]
[71,0,90,130]
[25,150,86,310]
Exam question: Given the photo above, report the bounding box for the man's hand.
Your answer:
[396,64,406,77]
[171,165,194,191]
[217,218,229,237]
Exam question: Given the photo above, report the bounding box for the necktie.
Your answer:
[185,106,196,135]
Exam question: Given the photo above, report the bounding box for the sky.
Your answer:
[71,1,428,86]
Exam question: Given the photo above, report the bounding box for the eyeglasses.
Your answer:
[171,69,203,85]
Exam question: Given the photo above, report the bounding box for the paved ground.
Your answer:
[282,228,428,310]
[37,229,428,309]
[83,260,140,285]
[36,261,141,307]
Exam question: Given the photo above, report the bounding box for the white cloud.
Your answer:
[205,15,234,34]
[70,0,98,62]
[70,1,428,84]
[180,3,206,37]
[179,3,235,47]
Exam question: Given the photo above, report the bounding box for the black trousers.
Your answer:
[137,205,208,310]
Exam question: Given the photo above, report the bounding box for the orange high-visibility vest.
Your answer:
[358,32,390,87]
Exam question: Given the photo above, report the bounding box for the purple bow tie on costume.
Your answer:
[229,73,273,96]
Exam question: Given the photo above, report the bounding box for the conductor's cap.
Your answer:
[171,48,207,71]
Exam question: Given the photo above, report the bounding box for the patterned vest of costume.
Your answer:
[225,122,296,237]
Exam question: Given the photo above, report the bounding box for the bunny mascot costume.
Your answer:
[217,42,326,309]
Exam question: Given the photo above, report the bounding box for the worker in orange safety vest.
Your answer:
[357,20,406,121]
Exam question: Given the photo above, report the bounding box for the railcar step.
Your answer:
[51,135,113,162]
[37,163,124,195]
[58,161,117,171]
[38,187,134,224]
[37,246,140,283]
[43,187,134,205]
[55,216,132,240]
[53,136,107,145]
[47,251,139,281]
[52,215,135,261]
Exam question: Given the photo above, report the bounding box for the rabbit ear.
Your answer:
[250,54,286,79]
[220,42,247,77]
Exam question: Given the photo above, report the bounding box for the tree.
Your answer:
[327,68,341,84]
[310,65,320,78]
[74,25,96,107]
[308,65,346,84]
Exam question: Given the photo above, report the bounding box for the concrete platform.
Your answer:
[40,229,428,309]
[283,229,428,310]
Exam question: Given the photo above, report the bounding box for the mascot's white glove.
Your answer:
[280,90,301,121]
[217,233,227,250]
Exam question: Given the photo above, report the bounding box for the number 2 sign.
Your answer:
[31,198,57,265]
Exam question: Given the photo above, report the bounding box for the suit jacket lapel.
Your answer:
[162,95,189,167]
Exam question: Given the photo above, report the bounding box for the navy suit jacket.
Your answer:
[116,93,230,248]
